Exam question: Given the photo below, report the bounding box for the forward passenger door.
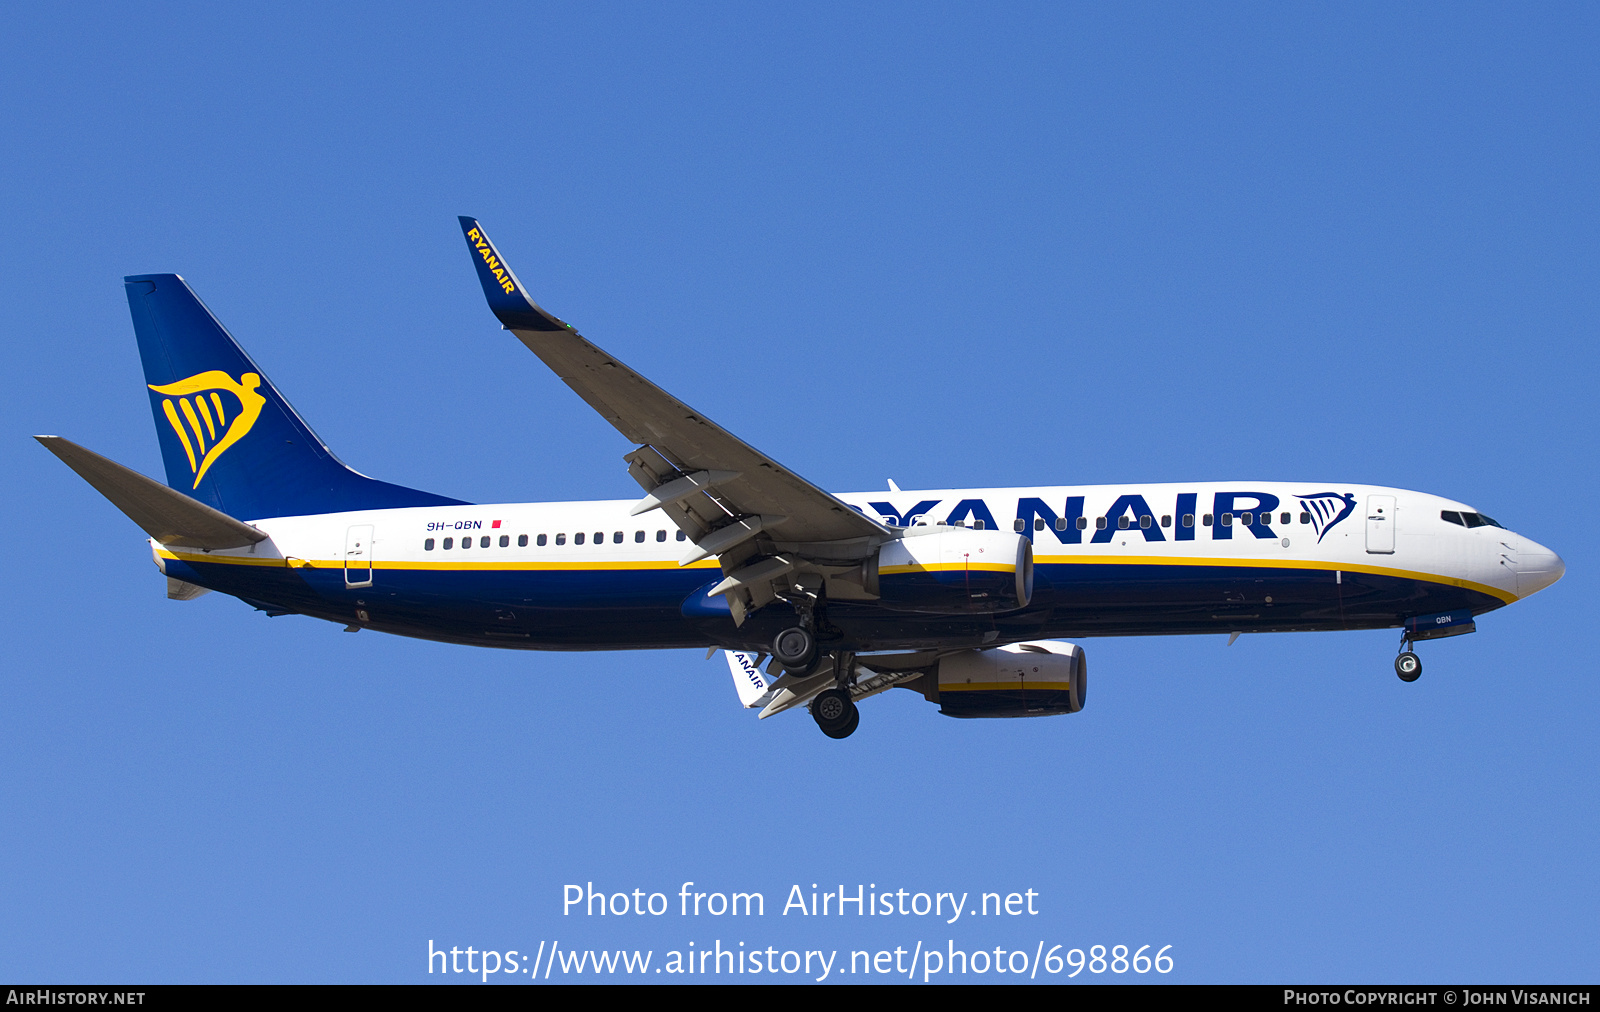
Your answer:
[1365,496,1395,555]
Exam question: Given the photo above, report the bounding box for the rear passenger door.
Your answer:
[345,524,374,588]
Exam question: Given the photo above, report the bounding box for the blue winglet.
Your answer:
[457,217,566,332]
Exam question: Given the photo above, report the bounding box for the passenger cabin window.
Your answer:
[1140,515,1152,529]
[1035,518,1046,531]
[973,519,985,530]
[1118,516,1130,530]
[1161,515,1171,528]
[1014,519,1027,533]
[657,530,666,542]
[676,530,687,541]
[575,533,586,545]
[443,537,453,549]
[1182,514,1194,527]
[518,534,529,547]
[1240,512,1253,526]
[613,532,623,544]
[1300,512,1311,524]
[635,531,645,543]
[594,532,603,544]
[480,536,490,548]
[1280,512,1291,525]
[1202,514,1213,526]
[535,534,545,546]
[557,533,567,545]
[499,535,509,547]
[1096,517,1108,530]
[425,538,435,550]
[1055,518,1067,531]
[1076,517,1088,530]
[461,537,472,550]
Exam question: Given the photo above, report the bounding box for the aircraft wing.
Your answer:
[458,217,889,562]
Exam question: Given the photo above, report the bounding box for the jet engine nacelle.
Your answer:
[872,527,1033,614]
[911,641,1086,718]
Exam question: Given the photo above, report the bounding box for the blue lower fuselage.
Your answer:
[162,554,1506,652]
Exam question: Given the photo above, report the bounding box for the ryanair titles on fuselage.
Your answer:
[856,489,1358,543]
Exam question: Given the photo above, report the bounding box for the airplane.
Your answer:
[36,217,1565,739]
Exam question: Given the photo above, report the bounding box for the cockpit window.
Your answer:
[1446,510,1505,529]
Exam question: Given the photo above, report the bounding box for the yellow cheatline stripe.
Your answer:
[153,547,1515,602]
[156,548,288,567]
[1033,553,1517,604]
[942,682,1075,692]
[880,563,1016,576]
[156,549,720,572]
[377,559,722,572]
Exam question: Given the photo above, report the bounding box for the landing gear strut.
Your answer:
[1395,632,1422,682]
[772,577,823,675]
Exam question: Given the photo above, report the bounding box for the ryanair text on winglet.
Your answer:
[466,227,518,295]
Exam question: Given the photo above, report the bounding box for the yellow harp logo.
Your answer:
[148,371,268,489]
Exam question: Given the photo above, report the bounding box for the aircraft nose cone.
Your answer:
[1516,537,1565,597]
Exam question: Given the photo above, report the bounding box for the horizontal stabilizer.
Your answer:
[36,435,268,550]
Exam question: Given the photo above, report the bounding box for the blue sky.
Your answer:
[2,4,1596,983]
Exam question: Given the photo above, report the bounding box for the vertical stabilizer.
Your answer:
[125,274,465,519]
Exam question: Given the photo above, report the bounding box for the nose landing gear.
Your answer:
[1395,651,1422,682]
[1394,631,1422,682]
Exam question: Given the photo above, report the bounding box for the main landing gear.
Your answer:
[772,584,860,739]
[811,647,861,738]
[1395,631,1422,682]
[811,687,859,739]
[773,633,861,738]
[772,626,818,673]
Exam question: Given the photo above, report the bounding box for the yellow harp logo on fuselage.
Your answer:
[148,371,267,488]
